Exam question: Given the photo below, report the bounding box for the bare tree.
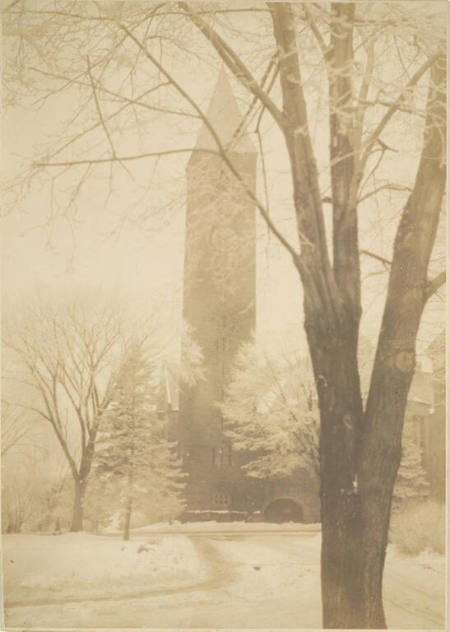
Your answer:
[2,2,446,627]
[3,292,124,531]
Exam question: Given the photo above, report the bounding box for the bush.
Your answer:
[389,500,445,556]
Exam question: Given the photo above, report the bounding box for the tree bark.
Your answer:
[304,304,364,628]
[70,478,86,532]
[355,53,446,628]
[70,435,97,532]
[123,495,133,541]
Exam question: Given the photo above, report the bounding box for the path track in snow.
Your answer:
[4,532,445,629]
[4,535,233,610]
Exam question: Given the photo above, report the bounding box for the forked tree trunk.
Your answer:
[313,54,446,629]
[275,2,445,622]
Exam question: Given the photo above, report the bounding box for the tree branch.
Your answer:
[119,22,301,265]
[425,271,446,301]
[358,183,413,204]
[35,148,220,167]
[178,2,285,130]
[86,56,117,159]
[360,51,441,172]
[360,249,391,268]
[303,5,328,60]
[2,400,52,424]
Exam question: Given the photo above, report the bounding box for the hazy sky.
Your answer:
[2,2,445,356]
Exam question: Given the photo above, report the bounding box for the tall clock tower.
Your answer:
[178,69,257,511]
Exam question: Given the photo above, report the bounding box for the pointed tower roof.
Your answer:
[194,68,256,154]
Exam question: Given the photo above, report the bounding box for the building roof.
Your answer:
[194,68,256,154]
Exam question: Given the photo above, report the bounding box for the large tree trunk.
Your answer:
[305,307,364,628]
[70,434,97,532]
[354,54,446,628]
[70,478,86,532]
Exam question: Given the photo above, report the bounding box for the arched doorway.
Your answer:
[264,498,304,523]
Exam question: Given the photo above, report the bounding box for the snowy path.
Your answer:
[3,531,445,629]
[383,550,446,629]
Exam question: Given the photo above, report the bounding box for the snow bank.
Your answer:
[3,532,206,605]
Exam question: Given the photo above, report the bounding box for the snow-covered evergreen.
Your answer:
[92,340,186,539]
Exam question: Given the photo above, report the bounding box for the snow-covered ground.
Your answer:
[3,531,206,606]
[2,526,445,629]
[384,546,446,629]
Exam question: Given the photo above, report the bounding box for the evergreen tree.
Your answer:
[93,340,186,539]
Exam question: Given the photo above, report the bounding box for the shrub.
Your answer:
[389,500,445,556]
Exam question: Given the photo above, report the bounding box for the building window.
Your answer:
[213,491,230,507]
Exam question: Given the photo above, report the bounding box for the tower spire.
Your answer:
[194,68,256,154]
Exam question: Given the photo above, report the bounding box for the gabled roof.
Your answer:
[194,68,256,154]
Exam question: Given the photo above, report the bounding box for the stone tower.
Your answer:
[178,69,257,512]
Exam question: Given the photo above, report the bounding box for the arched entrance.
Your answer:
[264,498,304,523]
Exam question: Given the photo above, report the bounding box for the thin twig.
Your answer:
[86,56,117,159]
[360,249,391,267]
[360,52,441,172]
